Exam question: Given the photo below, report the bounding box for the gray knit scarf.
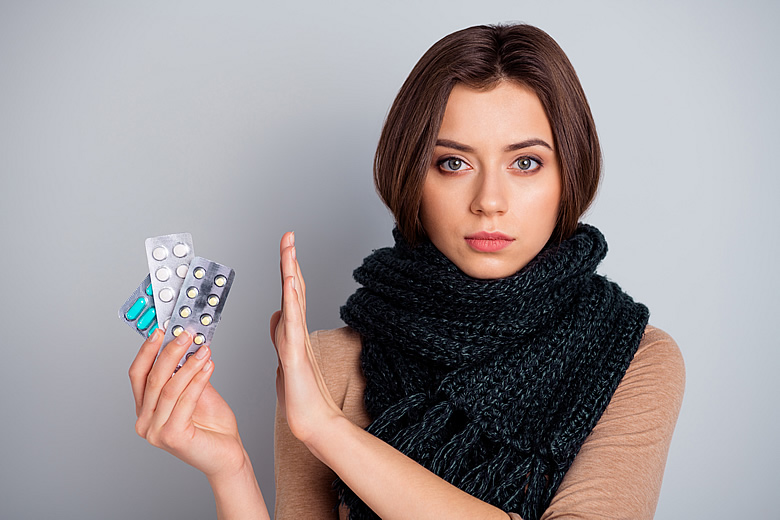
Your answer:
[335,224,649,520]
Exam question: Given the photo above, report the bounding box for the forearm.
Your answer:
[307,415,510,520]
[209,453,270,520]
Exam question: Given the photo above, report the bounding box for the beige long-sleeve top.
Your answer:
[274,325,685,519]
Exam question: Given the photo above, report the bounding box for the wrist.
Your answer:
[206,448,254,487]
[303,413,355,465]
[208,451,269,520]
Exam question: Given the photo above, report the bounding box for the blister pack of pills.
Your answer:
[119,234,235,367]
[118,275,159,338]
[160,257,235,369]
[145,233,194,332]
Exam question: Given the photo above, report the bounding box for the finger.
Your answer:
[290,256,309,339]
[291,244,307,314]
[129,328,164,416]
[280,240,296,280]
[287,232,305,298]
[278,246,296,329]
[147,345,213,434]
[279,231,294,290]
[280,231,294,256]
[165,360,215,435]
[279,275,306,366]
[280,240,302,307]
[136,332,193,431]
[279,241,312,352]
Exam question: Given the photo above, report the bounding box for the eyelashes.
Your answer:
[438,157,469,172]
[514,157,541,171]
[435,155,544,174]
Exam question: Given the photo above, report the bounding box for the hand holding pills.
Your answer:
[124,232,337,518]
[119,233,235,371]
[126,234,264,508]
[128,327,247,481]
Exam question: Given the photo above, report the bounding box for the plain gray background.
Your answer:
[1,1,777,518]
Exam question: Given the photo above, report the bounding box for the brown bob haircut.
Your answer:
[374,23,601,246]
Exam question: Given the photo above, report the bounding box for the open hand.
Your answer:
[270,232,346,447]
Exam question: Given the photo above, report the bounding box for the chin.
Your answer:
[458,262,522,280]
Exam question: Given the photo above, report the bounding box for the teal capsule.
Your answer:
[146,321,159,337]
[146,284,153,296]
[136,307,157,331]
[125,297,147,321]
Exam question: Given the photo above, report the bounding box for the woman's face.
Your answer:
[419,81,561,279]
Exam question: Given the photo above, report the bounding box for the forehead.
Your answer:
[438,81,553,145]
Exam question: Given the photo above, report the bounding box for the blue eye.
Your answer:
[515,157,541,171]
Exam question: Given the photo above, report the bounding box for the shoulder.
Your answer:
[310,327,370,428]
[628,325,686,406]
[310,326,362,354]
[597,324,685,438]
[309,327,363,382]
[541,326,685,519]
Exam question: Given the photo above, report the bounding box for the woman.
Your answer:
[129,24,684,520]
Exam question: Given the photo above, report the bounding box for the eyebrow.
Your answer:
[435,138,554,153]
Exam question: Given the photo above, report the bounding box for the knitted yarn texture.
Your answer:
[335,224,649,520]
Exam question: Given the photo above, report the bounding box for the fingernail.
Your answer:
[148,329,161,342]
[175,331,191,345]
[291,276,296,290]
[202,360,213,372]
[291,231,295,245]
[292,246,296,260]
[195,345,210,359]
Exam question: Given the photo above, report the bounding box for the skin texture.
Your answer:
[130,231,511,519]
[421,81,561,279]
[130,82,568,519]
[129,327,268,519]
[272,233,509,519]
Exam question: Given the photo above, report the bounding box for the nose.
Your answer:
[470,168,508,216]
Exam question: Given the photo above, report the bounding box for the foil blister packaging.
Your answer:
[119,235,235,370]
[160,257,235,370]
[118,274,159,338]
[144,232,195,331]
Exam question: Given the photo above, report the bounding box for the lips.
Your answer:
[464,231,515,252]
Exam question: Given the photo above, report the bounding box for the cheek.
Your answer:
[515,177,561,236]
[419,177,446,235]
[541,185,562,222]
[534,174,562,222]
